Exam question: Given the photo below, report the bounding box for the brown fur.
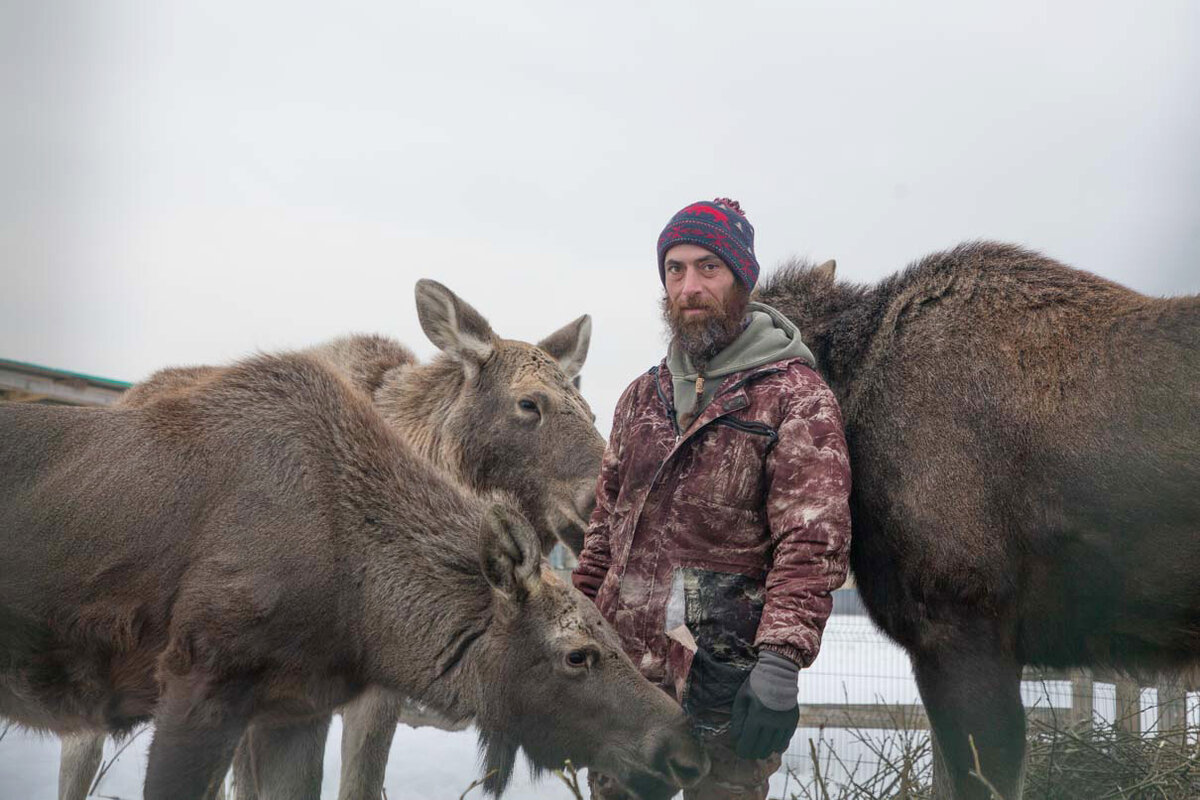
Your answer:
[80,284,607,800]
[755,241,1200,799]
[124,281,604,558]
[0,352,705,799]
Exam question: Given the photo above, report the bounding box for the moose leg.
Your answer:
[230,715,331,800]
[58,732,105,800]
[144,675,253,800]
[338,687,402,800]
[912,638,1025,800]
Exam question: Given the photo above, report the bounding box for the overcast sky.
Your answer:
[3,1,1198,434]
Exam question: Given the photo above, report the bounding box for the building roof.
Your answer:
[0,358,130,406]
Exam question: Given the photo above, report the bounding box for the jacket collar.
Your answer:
[652,357,800,438]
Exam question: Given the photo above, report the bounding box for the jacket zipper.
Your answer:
[650,365,680,438]
[620,364,782,638]
[711,416,780,454]
[645,363,786,489]
[653,364,787,439]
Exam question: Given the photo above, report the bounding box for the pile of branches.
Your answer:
[1021,719,1200,800]
[781,717,1199,800]
[783,723,936,800]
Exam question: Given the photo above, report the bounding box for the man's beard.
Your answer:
[661,284,750,370]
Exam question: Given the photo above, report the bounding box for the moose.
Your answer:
[754,241,1200,799]
[1,313,708,799]
[50,280,611,799]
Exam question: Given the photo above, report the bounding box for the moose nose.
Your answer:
[654,729,710,789]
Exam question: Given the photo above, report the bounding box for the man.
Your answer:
[573,199,851,799]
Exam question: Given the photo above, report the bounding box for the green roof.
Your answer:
[0,358,132,390]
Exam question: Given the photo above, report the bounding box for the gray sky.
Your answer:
[3,0,1198,434]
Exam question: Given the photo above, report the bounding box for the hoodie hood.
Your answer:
[667,301,815,429]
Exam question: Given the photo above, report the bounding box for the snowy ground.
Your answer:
[2,614,1188,799]
[0,716,795,800]
[2,716,631,800]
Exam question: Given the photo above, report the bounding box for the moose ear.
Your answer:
[811,260,837,282]
[479,504,541,602]
[537,315,591,380]
[415,280,496,366]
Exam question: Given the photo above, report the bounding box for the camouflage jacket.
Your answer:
[573,357,851,714]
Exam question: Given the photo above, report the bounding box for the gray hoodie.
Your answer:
[667,301,816,430]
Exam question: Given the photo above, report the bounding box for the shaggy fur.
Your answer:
[60,283,608,800]
[754,241,1200,800]
[1,353,705,800]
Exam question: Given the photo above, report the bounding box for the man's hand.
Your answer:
[730,651,799,760]
[571,571,603,600]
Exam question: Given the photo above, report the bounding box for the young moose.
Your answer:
[755,241,1200,800]
[0,351,708,799]
[55,279,609,800]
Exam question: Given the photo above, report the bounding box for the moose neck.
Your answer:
[374,357,472,483]
[351,498,497,722]
[799,284,884,411]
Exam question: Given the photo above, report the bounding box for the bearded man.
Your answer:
[573,199,852,799]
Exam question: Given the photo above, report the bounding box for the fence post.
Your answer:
[1114,678,1141,734]
[1156,674,1187,745]
[1067,669,1093,728]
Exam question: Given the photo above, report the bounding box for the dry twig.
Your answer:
[553,759,586,800]
[89,727,149,797]
[458,769,499,800]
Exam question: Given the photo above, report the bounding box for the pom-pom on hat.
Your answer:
[657,197,760,289]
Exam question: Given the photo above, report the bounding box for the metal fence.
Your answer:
[781,594,1200,789]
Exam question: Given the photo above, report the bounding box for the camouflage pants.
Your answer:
[587,732,781,800]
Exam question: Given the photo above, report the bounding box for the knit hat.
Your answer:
[657,197,760,289]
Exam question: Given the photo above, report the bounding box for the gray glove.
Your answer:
[730,651,800,759]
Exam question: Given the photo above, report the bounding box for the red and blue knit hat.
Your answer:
[657,197,760,289]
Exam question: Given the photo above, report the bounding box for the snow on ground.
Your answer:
[1,717,575,800]
[0,717,792,800]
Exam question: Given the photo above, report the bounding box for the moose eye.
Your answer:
[518,399,539,415]
[565,649,589,669]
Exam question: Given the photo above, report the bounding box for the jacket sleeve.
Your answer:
[571,382,633,600]
[754,369,852,667]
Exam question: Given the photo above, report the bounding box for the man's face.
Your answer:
[664,243,737,312]
[661,244,749,366]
